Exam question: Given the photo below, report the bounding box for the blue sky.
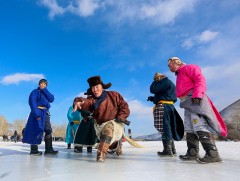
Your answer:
[0,0,240,136]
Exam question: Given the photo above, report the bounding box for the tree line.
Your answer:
[0,115,67,139]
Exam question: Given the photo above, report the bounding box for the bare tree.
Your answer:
[0,116,9,136]
[52,122,67,138]
[12,119,26,136]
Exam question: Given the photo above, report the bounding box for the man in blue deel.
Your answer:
[22,79,58,155]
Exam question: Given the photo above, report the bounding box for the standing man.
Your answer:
[168,57,227,163]
[148,73,184,157]
[22,79,58,155]
[73,75,130,163]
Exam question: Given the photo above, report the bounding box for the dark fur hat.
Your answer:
[84,88,93,95]
[87,75,111,89]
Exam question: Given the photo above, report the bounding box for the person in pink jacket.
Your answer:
[168,57,227,164]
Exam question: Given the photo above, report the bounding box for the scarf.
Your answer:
[92,90,108,111]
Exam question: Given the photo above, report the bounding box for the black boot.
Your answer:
[67,144,71,149]
[87,147,92,153]
[171,140,177,156]
[196,131,222,164]
[74,146,83,153]
[30,145,42,156]
[179,133,199,161]
[44,135,59,155]
[157,140,174,157]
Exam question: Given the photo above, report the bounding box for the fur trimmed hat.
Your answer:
[39,79,48,86]
[168,57,185,65]
[84,88,92,95]
[87,75,112,89]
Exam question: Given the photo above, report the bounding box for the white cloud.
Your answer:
[128,99,152,120]
[0,73,44,85]
[199,30,219,43]
[38,0,198,24]
[182,30,219,49]
[39,0,65,19]
[39,0,100,19]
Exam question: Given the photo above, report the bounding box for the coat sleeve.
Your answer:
[67,106,74,123]
[187,65,207,98]
[116,93,130,121]
[41,88,54,103]
[29,90,41,118]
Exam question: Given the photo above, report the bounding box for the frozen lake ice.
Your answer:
[0,140,240,181]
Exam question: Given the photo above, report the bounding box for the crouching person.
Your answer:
[73,75,130,162]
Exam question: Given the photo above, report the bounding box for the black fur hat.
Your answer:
[87,76,111,89]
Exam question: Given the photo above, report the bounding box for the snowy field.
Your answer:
[0,140,240,181]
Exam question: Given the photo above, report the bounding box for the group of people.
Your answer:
[148,57,227,164]
[21,56,227,164]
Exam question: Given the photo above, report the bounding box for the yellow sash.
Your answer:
[73,120,80,124]
[38,106,47,110]
[153,100,174,111]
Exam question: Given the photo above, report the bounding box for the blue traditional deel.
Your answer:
[22,87,54,145]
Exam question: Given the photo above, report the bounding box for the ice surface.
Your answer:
[0,141,240,181]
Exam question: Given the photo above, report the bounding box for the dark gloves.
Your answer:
[80,110,93,120]
[70,122,74,125]
[192,98,202,105]
[147,96,154,102]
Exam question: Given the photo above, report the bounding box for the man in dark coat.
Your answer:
[22,79,58,155]
[148,73,184,157]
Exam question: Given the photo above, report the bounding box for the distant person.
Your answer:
[13,130,18,142]
[73,75,130,162]
[128,128,132,139]
[148,72,184,157]
[168,57,227,163]
[22,79,58,155]
[65,102,82,150]
[73,89,98,153]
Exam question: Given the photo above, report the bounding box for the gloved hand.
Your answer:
[70,122,74,125]
[147,96,154,102]
[192,98,202,105]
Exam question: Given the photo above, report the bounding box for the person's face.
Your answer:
[91,84,103,97]
[168,61,180,72]
[39,82,47,89]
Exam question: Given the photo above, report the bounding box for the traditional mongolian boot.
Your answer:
[30,145,42,156]
[157,140,174,157]
[171,140,177,156]
[74,146,83,153]
[108,140,122,156]
[179,133,199,161]
[44,134,59,155]
[87,147,92,153]
[196,131,222,164]
[67,144,71,149]
[97,141,110,162]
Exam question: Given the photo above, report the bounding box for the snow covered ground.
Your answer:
[0,140,240,181]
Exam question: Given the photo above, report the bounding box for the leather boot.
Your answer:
[179,133,199,161]
[30,145,42,156]
[196,131,222,164]
[97,141,110,162]
[44,134,59,155]
[87,147,92,153]
[157,140,174,157]
[67,144,71,149]
[74,146,83,153]
[172,140,177,156]
[108,140,122,156]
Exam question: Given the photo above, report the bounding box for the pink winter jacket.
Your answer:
[176,64,206,98]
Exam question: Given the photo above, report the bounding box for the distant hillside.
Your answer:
[135,132,161,141]
[220,99,240,140]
